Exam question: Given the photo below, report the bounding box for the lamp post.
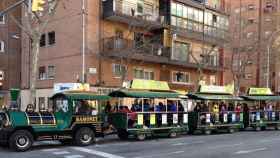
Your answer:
[82,0,86,83]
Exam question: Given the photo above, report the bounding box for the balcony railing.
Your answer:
[101,37,170,58]
[103,0,164,29]
[101,37,223,71]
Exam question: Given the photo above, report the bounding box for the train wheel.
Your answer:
[228,128,235,134]
[204,130,211,135]
[74,127,95,146]
[137,134,146,141]
[169,132,177,138]
[9,130,33,152]
[117,130,129,140]
[255,126,261,131]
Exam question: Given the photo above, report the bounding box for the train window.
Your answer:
[55,99,68,113]
[74,100,98,115]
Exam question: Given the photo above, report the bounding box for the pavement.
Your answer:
[1,131,280,158]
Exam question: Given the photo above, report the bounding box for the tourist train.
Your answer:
[1,79,280,152]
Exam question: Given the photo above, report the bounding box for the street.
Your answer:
[1,131,280,158]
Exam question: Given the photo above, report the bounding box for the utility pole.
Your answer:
[82,0,86,83]
[257,0,262,87]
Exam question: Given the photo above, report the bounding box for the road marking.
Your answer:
[134,151,184,158]
[209,143,243,149]
[171,151,184,154]
[72,147,124,158]
[65,155,84,158]
[259,138,280,143]
[172,141,205,146]
[42,148,60,152]
[53,151,71,155]
[234,148,267,155]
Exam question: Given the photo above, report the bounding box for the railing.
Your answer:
[197,111,243,126]
[249,111,280,123]
[101,37,171,58]
[112,0,160,22]
[111,112,188,129]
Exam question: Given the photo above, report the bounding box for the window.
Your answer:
[39,66,47,80]
[40,31,56,47]
[0,71,4,80]
[137,0,144,14]
[248,18,255,24]
[213,14,217,23]
[202,54,218,66]
[0,15,5,24]
[209,55,218,66]
[210,75,217,85]
[247,32,254,38]
[248,4,255,10]
[133,68,154,80]
[265,18,272,22]
[48,65,55,79]
[265,31,272,38]
[112,64,126,77]
[171,2,177,15]
[48,31,56,45]
[48,97,54,111]
[245,73,253,80]
[40,34,46,47]
[38,97,46,111]
[0,41,4,52]
[172,42,190,62]
[172,71,190,84]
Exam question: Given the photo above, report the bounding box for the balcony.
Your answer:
[102,0,164,30]
[170,26,229,47]
[100,36,170,62]
[100,37,223,71]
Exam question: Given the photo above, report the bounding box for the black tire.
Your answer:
[275,125,280,130]
[117,130,129,140]
[74,127,95,146]
[137,133,146,141]
[9,130,34,152]
[0,142,8,147]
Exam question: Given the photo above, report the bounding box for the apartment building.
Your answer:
[224,0,280,94]
[20,0,229,111]
[0,1,21,108]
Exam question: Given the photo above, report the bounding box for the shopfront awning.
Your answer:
[52,91,111,100]
[109,90,180,99]
[187,93,243,101]
[241,95,280,101]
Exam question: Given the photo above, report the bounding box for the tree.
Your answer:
[1,0,66,106]
[226,5,261,95]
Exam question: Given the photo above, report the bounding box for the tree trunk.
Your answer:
[29,35,40,106]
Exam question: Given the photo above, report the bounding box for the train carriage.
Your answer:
[241,88,280,131]
[0,91,111,151]
[108,80,189,141]
[187,85,244,135]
